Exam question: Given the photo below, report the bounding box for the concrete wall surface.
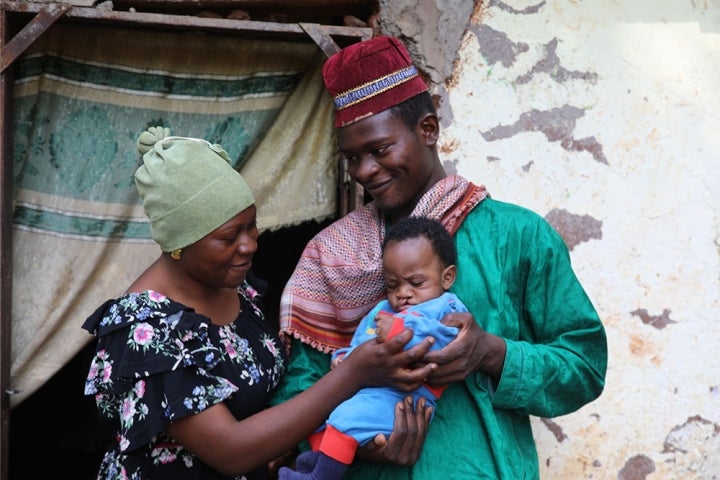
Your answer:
[382,0,720,478]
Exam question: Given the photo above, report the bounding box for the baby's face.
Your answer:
[382,236,448,311]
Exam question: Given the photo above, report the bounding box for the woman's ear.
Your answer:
[442,264,457,290]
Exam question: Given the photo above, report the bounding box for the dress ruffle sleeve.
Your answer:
[82,291,238,453]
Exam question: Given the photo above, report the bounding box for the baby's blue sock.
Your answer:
[295,450,320,473]
[278,452,348,480]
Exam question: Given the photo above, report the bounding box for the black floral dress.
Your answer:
[82,279,286,480]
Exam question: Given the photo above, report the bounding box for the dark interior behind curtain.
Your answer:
[9,22,337,407]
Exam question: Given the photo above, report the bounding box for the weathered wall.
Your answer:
[380,0,720,478]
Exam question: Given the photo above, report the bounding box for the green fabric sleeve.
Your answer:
[454,198,607,418]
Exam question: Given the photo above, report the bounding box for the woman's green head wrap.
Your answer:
[134,126,255,252]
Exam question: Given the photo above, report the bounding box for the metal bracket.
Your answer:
[299,22,341,57]
[0,3,70,74]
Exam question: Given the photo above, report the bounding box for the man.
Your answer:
[273,35,607,479]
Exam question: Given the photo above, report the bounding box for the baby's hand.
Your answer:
[374,311,394,342]
[331,352,346,369]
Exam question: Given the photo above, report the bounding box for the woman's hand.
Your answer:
[356,396,432,465]
[423,312,506,386]
[339,328,437,391]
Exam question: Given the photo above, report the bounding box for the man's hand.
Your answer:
[357,396,432,465]
[423,312,506,386]
[268,448,299,478]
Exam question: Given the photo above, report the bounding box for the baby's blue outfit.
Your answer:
[326,292,467,447]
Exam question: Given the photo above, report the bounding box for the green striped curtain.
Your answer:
[9,23,337,407]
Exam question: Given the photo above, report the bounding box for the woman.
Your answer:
[82,127,436,480]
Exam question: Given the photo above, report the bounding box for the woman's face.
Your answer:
[182,205,259,288]
[337,109,445,222]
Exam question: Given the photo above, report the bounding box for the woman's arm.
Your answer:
[167,328,436,476]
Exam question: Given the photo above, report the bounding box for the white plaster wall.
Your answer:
[438,1,720,478]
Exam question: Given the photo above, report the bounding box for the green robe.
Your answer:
[272,198,607,479]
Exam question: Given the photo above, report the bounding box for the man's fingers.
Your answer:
[402,335,434,360]
[357,396,431,465]
[440,312,472,328]
[369,433,387,450]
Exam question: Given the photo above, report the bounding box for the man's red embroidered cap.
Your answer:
[322,36,429,128]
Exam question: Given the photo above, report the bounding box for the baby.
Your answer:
[279,216,468,480]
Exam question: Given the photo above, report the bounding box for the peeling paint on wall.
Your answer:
[539,417,568,443]
[618,454,655,480]
[481,106,608,164]
[515,38,599,85]
[471,23,529,68]
[630,308,676,329]
[490,0,546,16]
[661,416,720,478]
[544,208,603,250]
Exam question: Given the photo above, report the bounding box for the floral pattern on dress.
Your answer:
[82,280,286,480]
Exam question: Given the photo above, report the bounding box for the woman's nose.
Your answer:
[236,235,258,254]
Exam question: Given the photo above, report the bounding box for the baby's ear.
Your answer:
[442,264,457,290]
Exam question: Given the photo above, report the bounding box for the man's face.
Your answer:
[337,109,442,221]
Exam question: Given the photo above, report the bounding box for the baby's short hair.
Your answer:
[383,217,456,268]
